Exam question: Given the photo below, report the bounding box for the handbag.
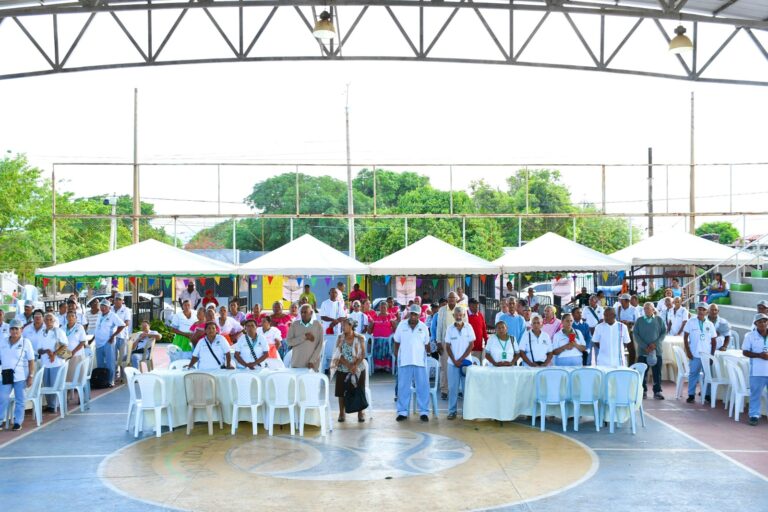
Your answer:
[55,343,73,361]
[2,341,26,385]
[343,373,368,413]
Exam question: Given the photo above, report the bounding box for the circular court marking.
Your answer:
[100,421,596,511]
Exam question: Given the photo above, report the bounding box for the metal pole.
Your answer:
[52,165,57,266]
[666,165,669,213]
[110,201,117,251]
[173,216,177,247]
[648,147,654,237]
[345,84,355,259]
[689,91,696,235]
[462,217,466,250]
[628,217,633,246]
[232,218,237,265]
[217,164,221,216]
[132,88,140,244]
[729,164,733,213]
[373,165,377,215]
[449,166,454,215]
[404,217,408,247]
[295,165,300,215]
[525,167,529,213]
[572,216,576,241]
[601,165,606,213]
[518,216,522,247]
[290,218,294,241]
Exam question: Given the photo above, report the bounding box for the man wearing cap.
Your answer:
[754,301,768,331]
[20,302,35,327]
[112,293,132,380]
[94,299,126,387]
[436,292,468,400]
[0,318,35,431]
[592,307,634,367]
[83,297,101,336]
[394,304,431,422]
[615,293,638,365]
[179,281,201,309]
[446,306,475,420]
[684,302,717,404]
[742,313,768,426]
[707,304,731,351]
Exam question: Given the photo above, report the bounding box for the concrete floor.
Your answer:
[1,348,766,511]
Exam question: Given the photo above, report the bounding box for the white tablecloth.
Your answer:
[463,366,642,423]
[139,368,321,429]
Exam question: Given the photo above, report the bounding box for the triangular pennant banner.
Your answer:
[465,276,471,287]
[448,278,455,288]
[129,276,137,286]
[555,276,561,282]
[356,275,364,284]
[432,279,439,288]
[399,277,407,286]
[42,277,50,287]
[75,282,83,290]
[525,275,532,281]
[267,276,274,284]
[480,275,487,284]
[416,278,423,287]
[384,275,391,285]
[148,278,155,287]
[618,271,626,281]
[311,277,317,286]
[249,275,256,281]
[297,277,303,287]
[112,278,119,287]
[200,278,207,286]
[59,280,66,291]
[182,279,189,286]
[324,277,332,286]
[602,272,609,281]
[214,276,221,285]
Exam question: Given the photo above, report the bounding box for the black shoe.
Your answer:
[43,407,55,413]
[396,415,407,422]
[686,395,695,403]
[441,393,448,400]
[420,415,429,422]
[642,392,647,399]
[748,417,759,426]
[458,392,463,399]
[704,395,711,403]
[654,393,665,400]
[447,412,457,420]
[12,424,21,431]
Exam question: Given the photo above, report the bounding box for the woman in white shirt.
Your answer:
[189,322,231,370]
[63,311,87,384]
[258,316,283,362]
[348,300,369,335]
[518,314,553,367]
[552,313,586,366]
[668,297,689,336]
[233,319,269,369]
[485,321,519,367]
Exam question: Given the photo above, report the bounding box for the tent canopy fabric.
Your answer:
[368,235,500,275]
[36,239,237,278]
[611,231,755,267]
[238,234,369,275]
[493,232,628,272]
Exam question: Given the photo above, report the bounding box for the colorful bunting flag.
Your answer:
[112,278,119,287]
[59,280,66,291]
[448,277,455,288]
[602,272,609,281]
[129,276,136,286]
[324,277,332,285]
[267,276,274,284]
[416,278,423,287]
[164,278,172,288]
[214,276,221,285]
[43,278,50,287]
[464,276,471,286]
[249,275,256,281]
[399,277,407,286]
[479,275,487,284]
[182,279,189,286]
[356,275,364,284]
[384,275,391,285]
[148,278,155,287]
[200,278,207,286]
[432,278,439,288]
[297,277,303,287]
[311,277,317,286]
[618,271,626,281]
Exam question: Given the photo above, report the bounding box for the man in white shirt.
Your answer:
[0,309,9,341]
[668,297,689,335]
[0,318,35,431]
[435,292,468,399]
[38,313,69,412]
[445,306,475,420]
[615,293,638,364]
[683,302,716,404]
[83,298,100,335]
[707,304,731,351]
[189,322,231,370]
[503,281,518,299]
[93,299,126,386]
[130,320,161,369]
[592,307,634,367]
[455,287,469,307]
[583,295,604,334]
[233,319,269,369]
[179,282,202,309]
[743,313,768,426]
[320,288,347,371]
[656,288,674,317]
[394,305,431,422]
[112,294,132,380]
[526,288,540,313]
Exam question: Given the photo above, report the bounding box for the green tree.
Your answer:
[353,169,430,210]
[696,221,740,245]
[575,207,642,254]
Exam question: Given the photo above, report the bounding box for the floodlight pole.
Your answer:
[345,83,355,260]
[132,88,140,244]
[689,91,695,235]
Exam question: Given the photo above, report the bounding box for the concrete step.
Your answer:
[742,276,768,293]
[729,322,752,346]
[728,290,768,308]
[717,304,759,326]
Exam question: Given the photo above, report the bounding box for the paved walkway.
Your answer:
[0,345,765,511]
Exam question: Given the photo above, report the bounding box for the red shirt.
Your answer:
[349,290,368,303]
[467,311,488,351]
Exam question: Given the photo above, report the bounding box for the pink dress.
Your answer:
[541,318,562,339]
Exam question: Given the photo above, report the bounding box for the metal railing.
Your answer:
[682,233,768,308]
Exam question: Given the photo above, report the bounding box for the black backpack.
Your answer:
[90,367,111,389]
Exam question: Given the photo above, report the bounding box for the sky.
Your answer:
[0,5,766,245]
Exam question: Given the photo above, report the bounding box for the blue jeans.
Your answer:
[396,365,430,416]
[706,291,729,303]
[43,366,62,410]
[447,364,464,415]
[749,375,768,418]
[96,343,116,385]
[555,356,583,367]
[688,357,710,397]
[0,380,26,426]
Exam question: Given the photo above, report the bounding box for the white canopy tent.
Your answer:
[368,235,500,275]
[36,239,237,277]
[493,232,628,272]
[610,231,755,267]
[238,234,369,275]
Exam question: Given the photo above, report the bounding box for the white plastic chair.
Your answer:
[630,362,648,377]
[5,368,44,428]
[725,360,750,422]
[265,372,298,436]
[362,359,373,422]
[283,350,293,368]
[672,346,690,399]
[230,373,264,435]
[184,372,224,436]
[139,336,157,372]
[166,344,181,362]
[297,372,331,436]
[411,357,440,417]
[570,368,603,432]
[389,336,397,375]
[169,359,191,371]
[729,331,740,350]
[604,369,644,434]
[40,361,70,418]
[83,352,96,403]
[65,358,90,412]
[699,353,728,407]
[364,334,374,378]
[123,366,141,431]
[532,368,569,432]
[134,373,174,438]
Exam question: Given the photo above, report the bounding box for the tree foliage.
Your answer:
[695,221,740,245]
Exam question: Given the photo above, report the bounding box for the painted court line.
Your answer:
[646,412,768,483]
